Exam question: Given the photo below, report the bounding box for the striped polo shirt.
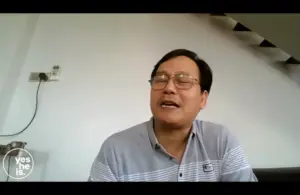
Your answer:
[89,118,258,181]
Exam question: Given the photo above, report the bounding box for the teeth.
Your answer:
[162,104,177,108]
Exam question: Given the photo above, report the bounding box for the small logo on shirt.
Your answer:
[203,163,214,172]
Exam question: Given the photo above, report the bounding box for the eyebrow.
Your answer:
[155,71,190,76]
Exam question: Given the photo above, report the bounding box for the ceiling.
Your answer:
[227,14,300,62]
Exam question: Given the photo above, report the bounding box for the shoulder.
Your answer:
[90,121,150,180]
[194,120,240,158]
[196,120,229,136]
[100,120,150,155]
[195,120,234,141]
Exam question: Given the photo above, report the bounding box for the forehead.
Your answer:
[157,56,199,78]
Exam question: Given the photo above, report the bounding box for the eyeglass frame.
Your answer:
[148,72,201,90]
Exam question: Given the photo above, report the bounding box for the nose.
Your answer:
[163,78,177,94]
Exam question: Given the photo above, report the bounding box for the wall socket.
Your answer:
[28,65,61,82]
[29,72,52,82]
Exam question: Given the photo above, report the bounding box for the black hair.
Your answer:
[150,49,213,93]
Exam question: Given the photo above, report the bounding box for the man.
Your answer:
[88,49,258,182]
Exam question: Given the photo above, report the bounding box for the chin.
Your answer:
[154,114,184,127]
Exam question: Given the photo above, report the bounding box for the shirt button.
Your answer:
[179,173,182,177]
[155,144,160,150]
[192,133,195,138]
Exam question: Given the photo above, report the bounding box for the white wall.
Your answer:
[0,14,38,132]
[0,14,299,181]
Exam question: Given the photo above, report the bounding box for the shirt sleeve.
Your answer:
[88,138,118,182]
[220,129,258,182]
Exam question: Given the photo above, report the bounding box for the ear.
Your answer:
[199,90,209,109]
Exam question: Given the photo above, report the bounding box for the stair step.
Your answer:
[259,39,277,48]
[285,56,300,64]
[232,31,265,45]
[209,15,238,30]
[233,23,251,32]
[249,45,291,62]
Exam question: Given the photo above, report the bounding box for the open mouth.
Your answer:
[160,100,180,108]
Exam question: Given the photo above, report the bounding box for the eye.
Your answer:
[153,75,168,82]
[176,74,191,83]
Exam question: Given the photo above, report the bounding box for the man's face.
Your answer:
[150,56,208,127]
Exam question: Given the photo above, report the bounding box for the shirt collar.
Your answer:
[147,117,197,150]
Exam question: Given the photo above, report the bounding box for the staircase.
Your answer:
[209,13,300,86]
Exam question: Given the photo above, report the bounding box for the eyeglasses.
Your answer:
[149,73,200,90]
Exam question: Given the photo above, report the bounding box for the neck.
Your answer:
[153,119,193,157]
